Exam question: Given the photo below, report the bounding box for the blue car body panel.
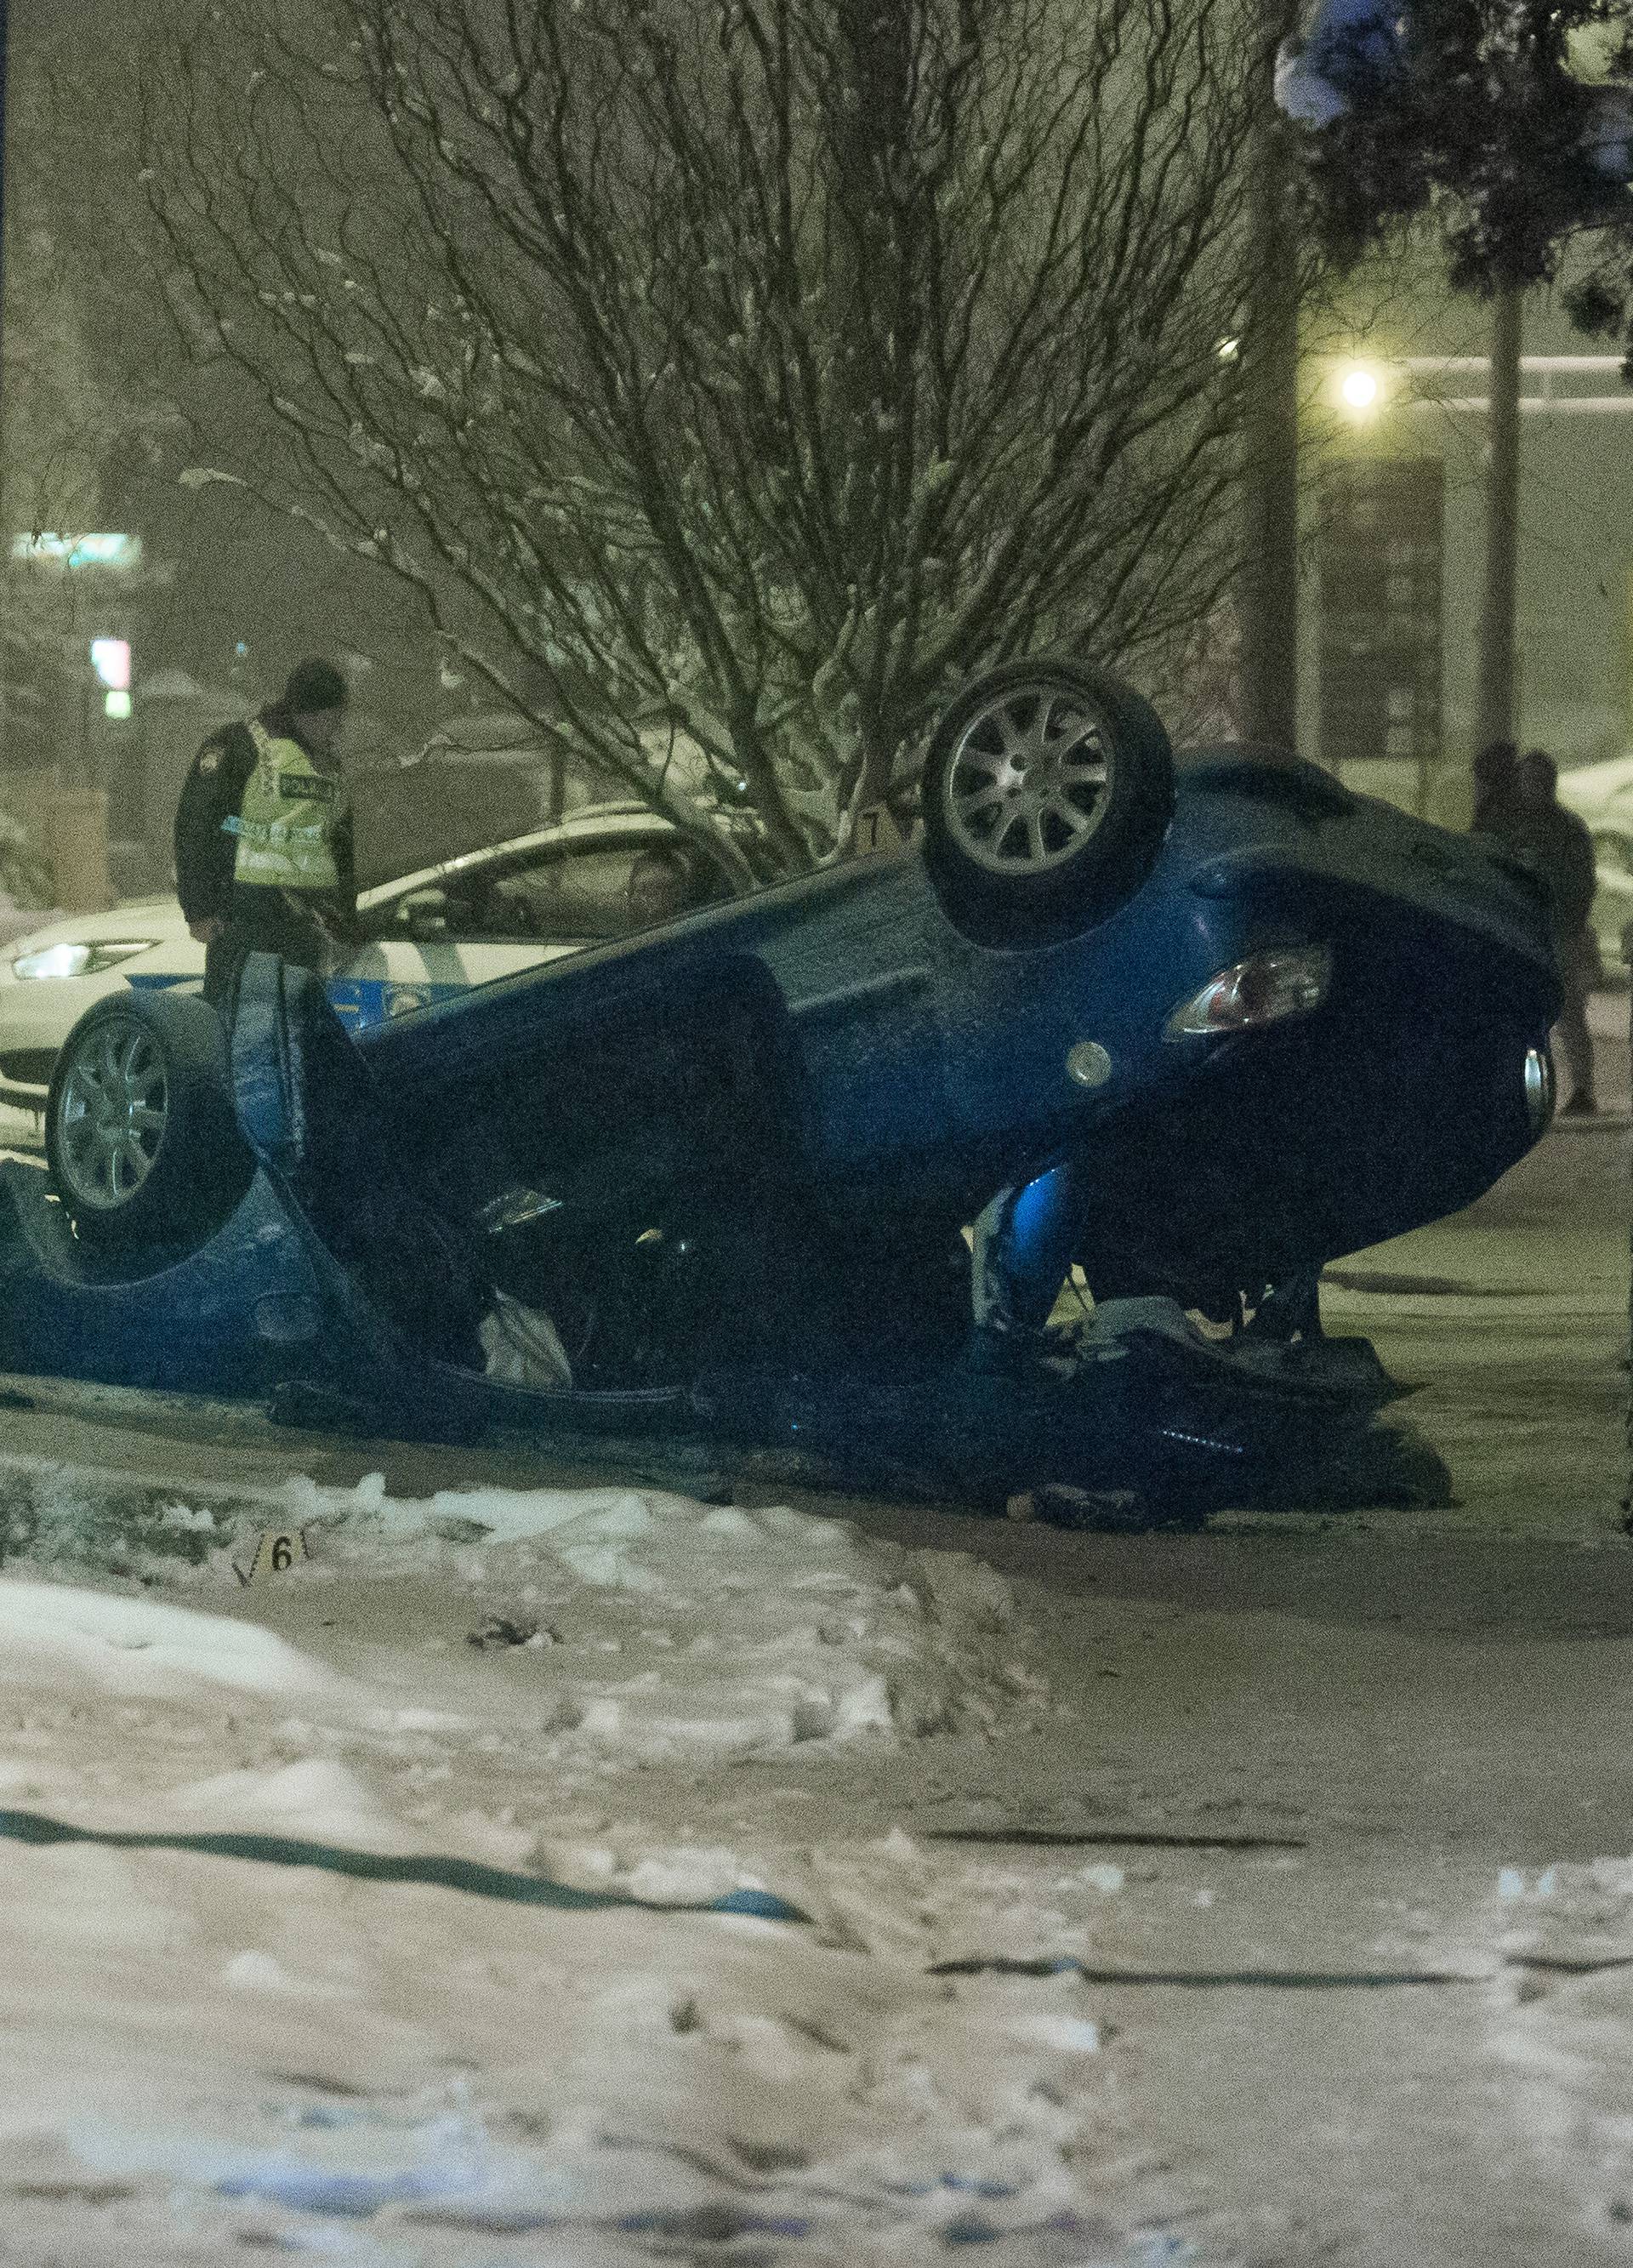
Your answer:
[351,756,1556,1291]
[127,966,468,1033]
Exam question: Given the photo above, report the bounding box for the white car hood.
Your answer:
[5,901,190,962]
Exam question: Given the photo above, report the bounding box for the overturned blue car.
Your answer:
[0,661,1560,1513]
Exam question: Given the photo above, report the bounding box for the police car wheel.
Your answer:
[46,991,252,1254]
[921,659,1175,947]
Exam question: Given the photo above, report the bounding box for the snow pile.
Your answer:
[0,1460,236,1578]
[0,1464,1047,1765]
[304,1476,1044,1764]
[170,1758,408,1849]
[1484,1861,1633,2236]
[0,1477,1158,2265]
[0,1580,345,1703]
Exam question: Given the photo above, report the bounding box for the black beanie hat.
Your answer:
[283,658,350,715]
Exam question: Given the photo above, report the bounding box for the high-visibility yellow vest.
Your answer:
[226,719,345,891]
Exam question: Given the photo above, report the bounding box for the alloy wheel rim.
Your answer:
[55,1018,169,1210]
[944,683,1114,875]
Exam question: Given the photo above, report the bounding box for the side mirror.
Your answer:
[398,888,451,940]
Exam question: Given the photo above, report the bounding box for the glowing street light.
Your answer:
[1339,362,1382,413]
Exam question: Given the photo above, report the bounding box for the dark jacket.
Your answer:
[1490,801,1596,943]
[174,704,355,928]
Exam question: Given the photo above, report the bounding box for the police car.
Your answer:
[0,805,727,1109]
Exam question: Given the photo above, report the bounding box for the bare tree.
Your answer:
[139,0,1266,875]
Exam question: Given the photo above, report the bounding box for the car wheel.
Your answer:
[45,990,253,1254]
[921,658,1175,945]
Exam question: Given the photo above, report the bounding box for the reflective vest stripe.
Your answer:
[231,720,344,891]
[223,815,330,843]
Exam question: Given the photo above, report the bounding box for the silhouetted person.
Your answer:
[1499,749,1599,1115]
[1471,737,1519,835]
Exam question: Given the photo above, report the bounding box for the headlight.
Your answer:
[10,940,159,981]
[1164,944,1332,1040]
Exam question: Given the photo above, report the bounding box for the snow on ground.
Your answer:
[0,1097,43,1164]
[0,1465,1173,2265]
[0,1824,1135,2266]
[5,1464,1043,1764]
[0,1577,350,1702]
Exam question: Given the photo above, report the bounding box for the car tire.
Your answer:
[921,658,1175,946]
[46,989,253,1256]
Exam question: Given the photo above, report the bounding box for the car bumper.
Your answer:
[1076,887,1558,1296]
[0,969,202,1108]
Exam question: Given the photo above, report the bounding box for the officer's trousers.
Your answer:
[202,889,333,1014]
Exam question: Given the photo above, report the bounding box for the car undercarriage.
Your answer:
[0,954,1432,1526]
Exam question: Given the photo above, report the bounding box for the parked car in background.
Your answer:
[0,806,730,1108]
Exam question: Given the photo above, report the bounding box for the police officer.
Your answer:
[175,658,356,1009]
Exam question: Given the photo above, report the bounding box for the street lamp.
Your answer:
[1338,362,1383,414]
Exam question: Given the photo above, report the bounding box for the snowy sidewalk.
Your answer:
[0,1467,1162,2265]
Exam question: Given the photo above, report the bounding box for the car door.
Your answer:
[329,827,721,1030]
[330,873,547,1032]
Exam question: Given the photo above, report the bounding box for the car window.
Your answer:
[485,846,674,939]
[364,840,727,945]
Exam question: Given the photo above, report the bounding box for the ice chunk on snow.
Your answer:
[621,1846,766,1905]
[171,1758,403,1849]
[830,1674,893,1735]
[1010,2012,1101,2054]
[221,1949,299,1992]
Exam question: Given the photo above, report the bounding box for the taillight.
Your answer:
[1524,1046,1555,1136]
[1164,944,1331,1040]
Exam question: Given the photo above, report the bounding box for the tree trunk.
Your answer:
[0,0,9,673]
[1474,283,1523,755]
[1238,96,1301,751]
[0,0,9,311]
